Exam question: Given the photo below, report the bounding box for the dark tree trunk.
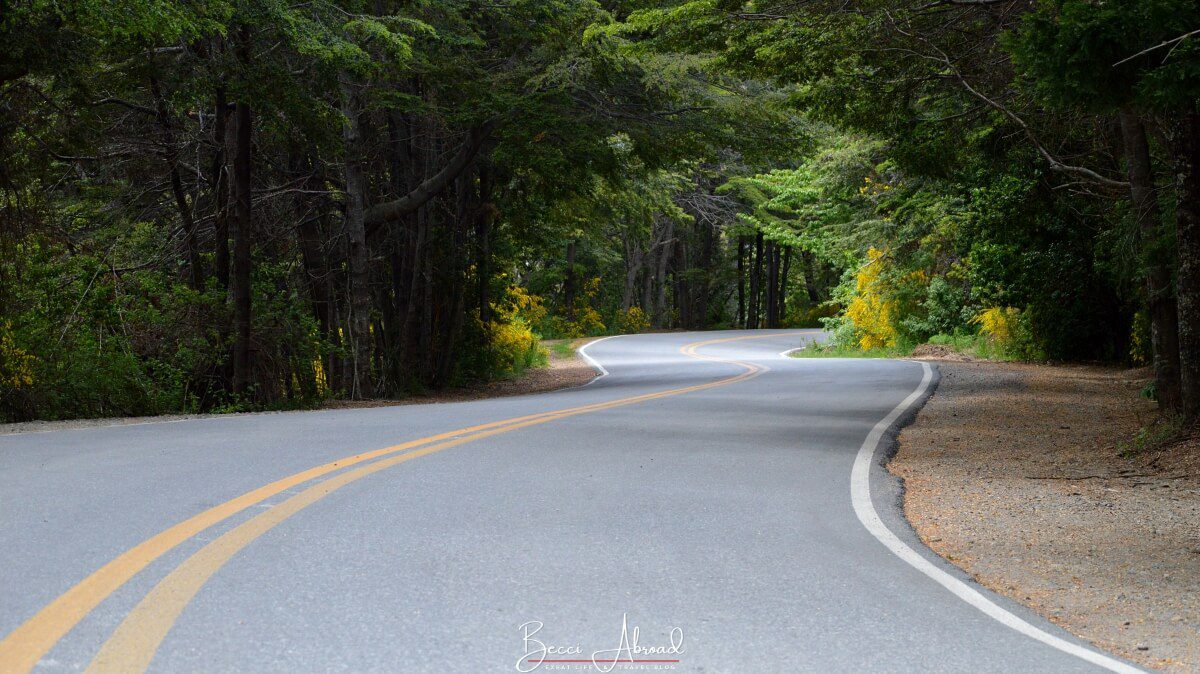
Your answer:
[339,78,374,399]
[230,92,253,395]
[1176,108,1200,418]
[1120,107,1182,413]
[622,244,642,311]
[765,240,778,328]
[655,221,673,327]
[675,239,690,329]
[802,250,821,304]
[749,231,764,328]
[737,236,746,328]
[435,170,475,386]
[695,221,715,329]
[563,240,577,320]
[779,246,791,326]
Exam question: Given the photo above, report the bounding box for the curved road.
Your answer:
[0,330,1140,672]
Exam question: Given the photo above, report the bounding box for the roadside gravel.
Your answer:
[892,361,1200,671]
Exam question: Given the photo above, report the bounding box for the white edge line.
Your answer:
[778,347,805,358]
[851,360,1144,674]
[576,335,618,380]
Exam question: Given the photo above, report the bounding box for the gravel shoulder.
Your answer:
[0,340,598,436]
[891,360,1200,672]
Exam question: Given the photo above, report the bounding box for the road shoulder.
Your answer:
[891,360,1200,672]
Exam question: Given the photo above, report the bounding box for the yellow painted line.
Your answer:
[0,333,796,674]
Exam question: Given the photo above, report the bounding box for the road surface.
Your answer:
[0,330,1141,673]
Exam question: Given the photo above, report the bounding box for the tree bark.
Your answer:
[780,246,791,326]
[655,220,674,328]
[1119,107,1182,413]
[737,236,746,328]
[1176,108,1200,418]
[363,122,495,231]
[564,240,577,320]
[340,77,374,399]
[765,240,778,328]
[801,250,821,304]
[749,231,764,328]
[622,245,642,311]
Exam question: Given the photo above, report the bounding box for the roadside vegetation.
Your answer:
[3,1,1199,429]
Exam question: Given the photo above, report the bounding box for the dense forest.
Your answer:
[2,0,1198,424]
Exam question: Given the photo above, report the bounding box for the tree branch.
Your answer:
[364,121,496,233]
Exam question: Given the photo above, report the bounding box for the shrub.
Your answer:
[844,247,900,349]
[483,318,547,379]
[901,276,975,341]
[613,306,650,333]
[972,307,1042,360]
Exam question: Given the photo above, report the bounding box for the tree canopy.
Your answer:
[3,0,1200,422]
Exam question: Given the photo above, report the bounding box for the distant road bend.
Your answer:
[0,330,1143,672]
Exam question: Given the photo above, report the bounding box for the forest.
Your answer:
[2,0,1198,424]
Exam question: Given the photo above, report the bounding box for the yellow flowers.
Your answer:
[858,176,892,196]
[972,307,1020,347]
[0,321,35,390]
[504,285,547,327]
[486,319,544,377]
[614,306,650,334]
[845,248,899,349]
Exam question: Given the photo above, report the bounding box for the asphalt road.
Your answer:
[0,330,1142,673]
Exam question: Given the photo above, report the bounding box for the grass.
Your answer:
[789,332,1024,361]
[1118,414,1189,458]
[547,341,575,359]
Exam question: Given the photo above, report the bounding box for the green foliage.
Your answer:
[1118,414,1187,458]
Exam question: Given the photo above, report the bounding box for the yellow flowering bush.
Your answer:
[972,307,1019,346]
[971,306,1039,360]
[845,248,899,349]
[614,306,650,334]
[485,317,546,378]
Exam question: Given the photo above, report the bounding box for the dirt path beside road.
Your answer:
[892,361,1200,672]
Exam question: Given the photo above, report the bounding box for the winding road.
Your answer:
[0,330,1142,672]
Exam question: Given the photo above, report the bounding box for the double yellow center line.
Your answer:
[0,333,793,673]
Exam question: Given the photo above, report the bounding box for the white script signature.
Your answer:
[517,613,684,672]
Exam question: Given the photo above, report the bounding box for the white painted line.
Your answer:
[778,347,805,358]
[851,361,1143,674]
[576,335,619,380]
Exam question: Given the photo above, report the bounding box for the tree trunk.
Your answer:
[765,240,778,328]
[340,78,374,399]
[1119,107,1182,413]
[749,231,764,328]
[563,240,577,320]
[779,246,791,326]
[1176,107,1200,418]
[230,92,253,395]
[737,236,746,328]
[622,246,642,311]
[802,250,821,304]
[655,220,674,328]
